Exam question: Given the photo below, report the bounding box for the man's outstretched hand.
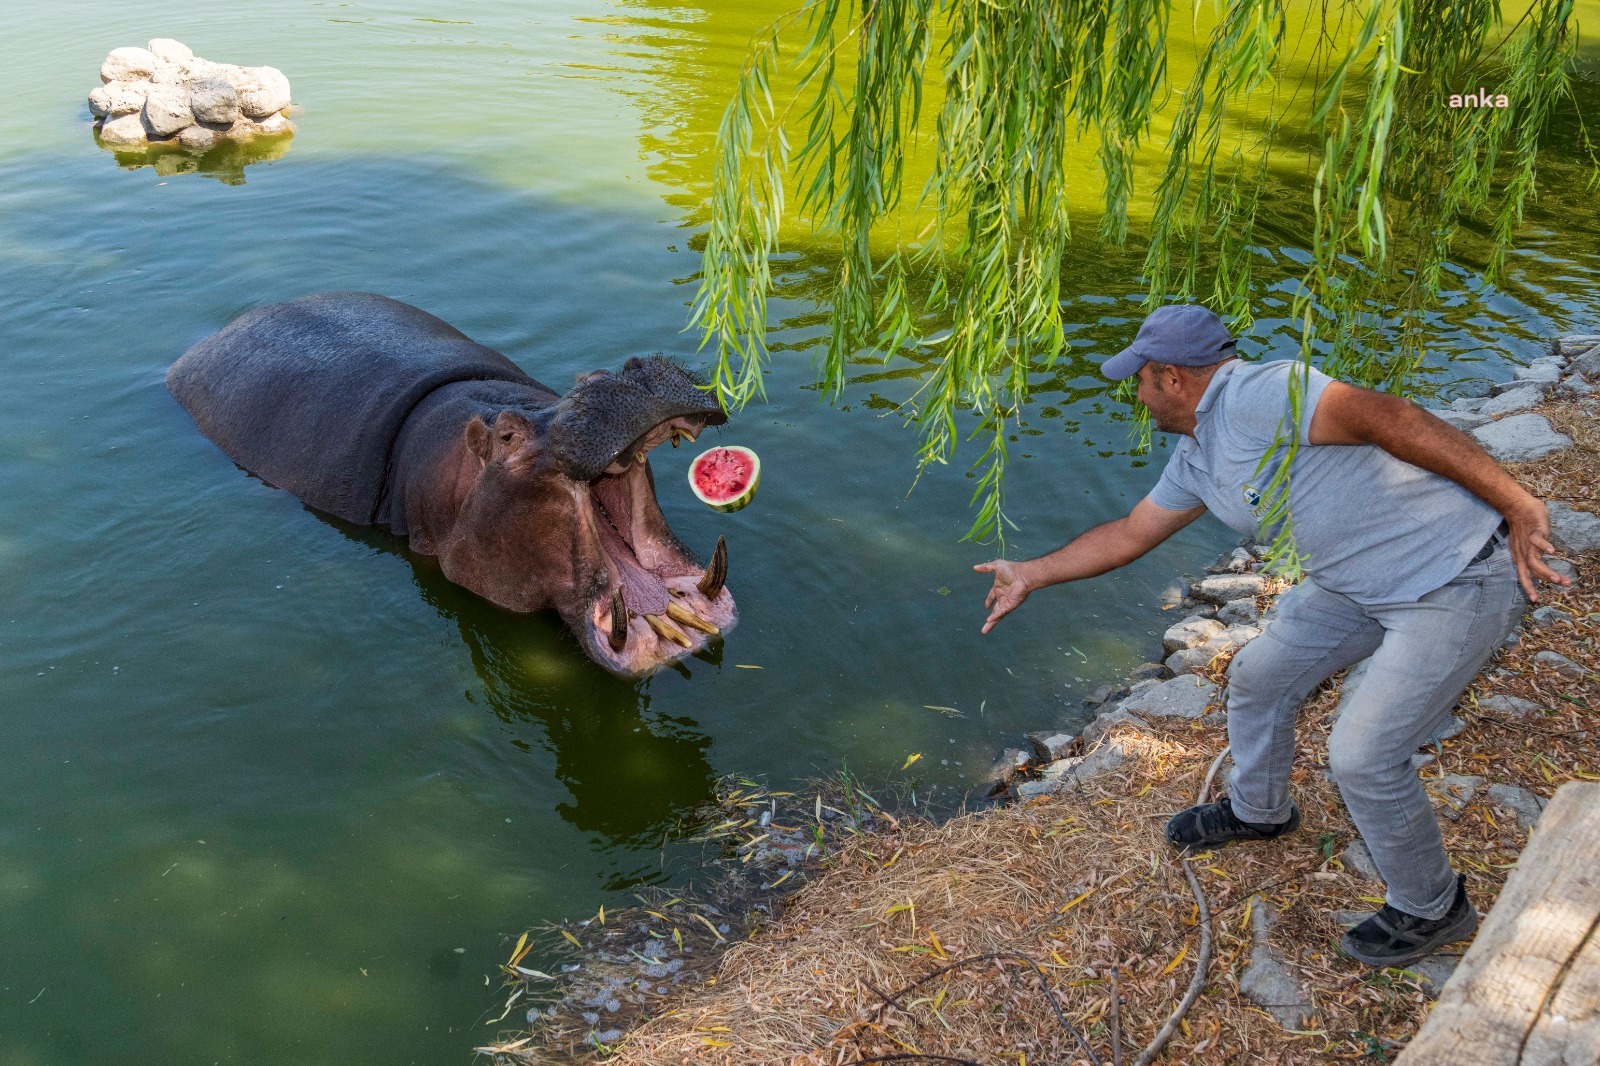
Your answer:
[1507,499,1571,602]
[974,559,1032,634]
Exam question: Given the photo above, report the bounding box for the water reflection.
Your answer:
[96,128,294,185]
[321,516,719,858]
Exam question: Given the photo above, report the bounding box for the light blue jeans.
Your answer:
[1224,530,1525,919]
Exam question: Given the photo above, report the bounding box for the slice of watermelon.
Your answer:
[688,446,761,513]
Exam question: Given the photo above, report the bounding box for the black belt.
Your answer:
[1471,519,1511,563]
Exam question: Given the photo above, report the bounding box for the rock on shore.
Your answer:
[88,40,293,152]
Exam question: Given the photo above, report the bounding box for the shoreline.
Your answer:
[489,333,1600,1065]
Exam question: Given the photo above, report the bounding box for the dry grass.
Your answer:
[488,401,1600,1066]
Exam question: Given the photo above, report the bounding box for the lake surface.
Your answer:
[2,3,1596,1064]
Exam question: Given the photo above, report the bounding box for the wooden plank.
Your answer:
[1396,782,1600,1066]
[1522,914,1600,1065]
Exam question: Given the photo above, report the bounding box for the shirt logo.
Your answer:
[1243,484,1262,510]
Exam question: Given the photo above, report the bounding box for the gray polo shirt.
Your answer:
[1147,359,1503,605]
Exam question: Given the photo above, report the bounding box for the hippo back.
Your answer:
[168,292,536,524]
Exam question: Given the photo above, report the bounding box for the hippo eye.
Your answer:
[500,431,515,443]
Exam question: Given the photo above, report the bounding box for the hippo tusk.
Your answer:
[697,536,727,599]
[608,588,628,652]
[646,613,693,648]
[671,432,679,448]
[634,449,647,466]
[666,600,719,636]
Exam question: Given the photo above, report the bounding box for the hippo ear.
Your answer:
[464,416,493,465]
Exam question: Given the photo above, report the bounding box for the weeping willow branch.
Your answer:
[692,0,1594,548]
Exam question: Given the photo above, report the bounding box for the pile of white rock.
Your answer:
[89,39,293,153]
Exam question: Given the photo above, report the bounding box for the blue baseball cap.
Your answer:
[1100,304,1238,381]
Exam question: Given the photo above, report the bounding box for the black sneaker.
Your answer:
[1340,873,1478,968]
[1165,795,1301,849]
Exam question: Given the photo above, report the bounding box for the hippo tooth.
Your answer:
[666,600,719,636]
[646,613,693,648]
[671,433,679,448]
[635,449,647,465]
[697,536,727,599]
[608,588,628,651]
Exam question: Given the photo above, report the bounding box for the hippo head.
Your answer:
[452,356,734,678]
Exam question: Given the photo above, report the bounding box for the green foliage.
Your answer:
[693,0,1596,550]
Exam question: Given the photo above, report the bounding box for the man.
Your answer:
[975,304,1569,967]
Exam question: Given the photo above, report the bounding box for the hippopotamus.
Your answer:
[167,292,735,677]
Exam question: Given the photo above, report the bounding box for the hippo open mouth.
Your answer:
[577,413,737,676]
[168,293,737,679]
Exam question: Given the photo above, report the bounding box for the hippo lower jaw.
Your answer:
[570,417,737,678]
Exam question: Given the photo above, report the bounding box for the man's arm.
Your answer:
[974,496,1207,633]
[1308,380,1569,600]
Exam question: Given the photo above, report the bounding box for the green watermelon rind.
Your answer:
[688,445,761,513]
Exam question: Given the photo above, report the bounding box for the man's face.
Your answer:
[1135,362,1188,434]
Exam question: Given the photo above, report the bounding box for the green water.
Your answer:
[1,3,1595,1064]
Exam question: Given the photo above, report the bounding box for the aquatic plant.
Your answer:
[692,0,1598,555]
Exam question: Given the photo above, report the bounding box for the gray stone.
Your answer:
[1514,362,1563,385]
[1472,414,1572,463]
[100,79,150,117]
[1486,783,1546,831]
[141,83,193,137]
[1331,910,1368,927]
[990,747,1032,784]
[1342,839,1382,881]
[1501,627,1523,649]
[1121,676,1220,720]
[1561,336,1600,357]
[146,38,194,65]
[1165,645,1221,676]
[1127,662,1169,683]
[87,85,112,118]
[1534,649,1587,677]
[1546,557,1579,584]
[1546,502,1600,553]
[98,112,148,146]
[1065,741,1129,784]
[1017,740,1130,797]
[189,78,241,126]
[1437,410,1491,431]
[1564,376,1596,397]
[1222,624,1262,645]
[1567,343,1600,379]
[1428,774,1485,819]
[1412,753,1437,769]
[1428,715,1467,744]
[1478,385,1547,416]
[1218,597,1260,625]
[1126,678,1162,699]
[1238,897,1314,1030]
[101,46,157,84]
[1079,708,1146,747]
[1408,955,1460,999]
[1082,683,1121,707]
[238,65,292,119]
[1193,573,1269,605]
[1163,616,1226,655]
[1449,395,1488,413]
[1026,732,1077,761]
[1207,547,1255,573]
[1529,605,1576,627]
[177,124,217,152]
[1477,694,1544,719]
